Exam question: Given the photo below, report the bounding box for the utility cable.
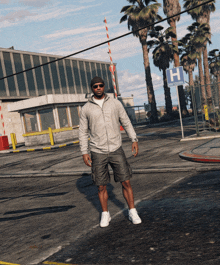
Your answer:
[0,0,214,81]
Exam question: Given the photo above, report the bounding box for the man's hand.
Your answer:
[132,142,138,157]
[83,154,92,167]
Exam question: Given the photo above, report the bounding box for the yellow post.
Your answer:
[48,127,54,146]
[14,133,17,145]
[204,105,209,121]
[10,133,16,150]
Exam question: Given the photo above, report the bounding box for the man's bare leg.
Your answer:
[121,180,135,209]
[122,180,142,224]
[98,185,108,212]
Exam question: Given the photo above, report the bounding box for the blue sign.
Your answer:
[166,66,184,87]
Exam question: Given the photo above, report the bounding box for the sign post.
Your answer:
[166,66,185,139]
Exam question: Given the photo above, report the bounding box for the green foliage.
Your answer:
[147,25,174,71]
[208,49,220,77]
[120,0,162,37]
[183,0,216,21]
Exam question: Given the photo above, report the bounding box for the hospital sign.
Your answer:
[166,66,185,87]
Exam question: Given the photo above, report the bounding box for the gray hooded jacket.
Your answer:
[79,94,138,155]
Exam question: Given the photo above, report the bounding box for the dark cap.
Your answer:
[90,76,105,88]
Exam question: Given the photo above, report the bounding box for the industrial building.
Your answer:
[0,47,127,146]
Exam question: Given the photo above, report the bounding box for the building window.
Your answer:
[23,54,36,96]
[58,60,68,94]
[3,52,17,96]
[79,61,88,94]
[39,108,55,130]
[96,63,102,78]
[85,62,92,92]
[70,106,79,126]
[49,57,60,94]
[90,62,97,79]
[24,111,38,133]
[101,64,110,92]
[13,53,27,96]
[65,59,75,94]
[57,107,69,128]
[107,65,114,93]
[72,60,82,94]
[0,57,7,96]
[32,55,45,96]
[41,56,53,94]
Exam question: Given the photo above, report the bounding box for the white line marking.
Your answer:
[29,246,63,265]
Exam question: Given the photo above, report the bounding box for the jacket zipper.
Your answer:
[91,96,110,153]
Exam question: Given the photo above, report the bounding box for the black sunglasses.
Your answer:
[92,84,104,89]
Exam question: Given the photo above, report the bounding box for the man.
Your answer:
[79,76,141,227]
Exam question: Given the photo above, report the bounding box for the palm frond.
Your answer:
[120,14,128,23]
[127,0,139,4]
[154,25,163,31]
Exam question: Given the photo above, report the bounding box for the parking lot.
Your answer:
[0,122,220,264]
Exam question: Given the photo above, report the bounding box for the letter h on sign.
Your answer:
[166,66,184,87]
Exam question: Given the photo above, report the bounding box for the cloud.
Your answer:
[44,25,107,40]
[0,0,10,3]
[0,3,101,29]
[210,11,220,34]
[0,10,37,23]
[19,0,51,7]
[117,69,163,105]
[80,0,95,2]
[38,23,142,63]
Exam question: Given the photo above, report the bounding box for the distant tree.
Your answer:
[179,35,198,89]
[147,25,175,115]
[181,22,211,106]
[183,0,216,105]
[163,0,188,115]
[208,49,220,105]
[120,0,162,123]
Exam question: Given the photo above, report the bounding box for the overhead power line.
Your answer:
[0,0,214,81]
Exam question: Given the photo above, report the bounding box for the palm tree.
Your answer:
[183,0,216,105]
[182,22,211,106]
[208,49,220,105]
[147,25,175,115]
[163,0,188,115]
[120,0,162,123]
[179,33,199,90]
[179,35,198,113]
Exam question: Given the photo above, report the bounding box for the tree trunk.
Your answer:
[169,19,188,115]
[197,12,212,105]
[140,34,158,123]
[198,51,206,107]
[188,68,194,88]
[188,68,194,112]
[217,73,220,108]
[163,68,173,115]
[203,45,212,105]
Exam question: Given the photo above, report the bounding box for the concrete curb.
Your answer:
[181,134,220,141]
[1,166,220,178]
[0,140,79,154]
[179,150,220,163]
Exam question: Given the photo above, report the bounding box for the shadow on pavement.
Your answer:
[45,170,220,264]
[0,205,75,222]
[76,174,125,215]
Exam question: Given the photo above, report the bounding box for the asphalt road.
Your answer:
[0,121,220,264]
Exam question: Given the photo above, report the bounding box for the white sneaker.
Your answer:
[128,208,142,224]
[100,211,111,227]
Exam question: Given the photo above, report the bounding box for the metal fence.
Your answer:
[124,104,150,125]
[190,81,220,136]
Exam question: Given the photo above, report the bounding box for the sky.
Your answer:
[0,0,219,107]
